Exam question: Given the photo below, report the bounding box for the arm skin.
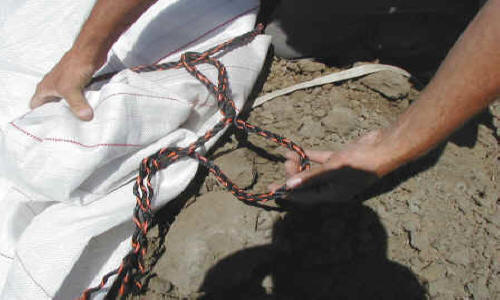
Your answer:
[30,0,157,120]
[284,0,500,190]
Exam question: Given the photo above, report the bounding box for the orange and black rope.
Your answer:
[80,24,309,300]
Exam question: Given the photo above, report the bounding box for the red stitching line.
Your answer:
[7,5,259,149]
[9,92,192,148]
[9,122,42,142]
[43,138,142,148]
[152,6,259,64]
[9,122,143,148]
[95,92,214,109]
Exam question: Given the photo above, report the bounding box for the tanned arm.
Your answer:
[284,0,500,190]
[31,0,158,120]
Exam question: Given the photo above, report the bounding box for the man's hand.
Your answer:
[269,130,389,204]
[283,130,386,190]
[29,0,158,121]
[30,50,100,121]
[271,0,499,204]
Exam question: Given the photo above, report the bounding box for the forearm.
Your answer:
[71,0,158,69]
[375,0,500,176]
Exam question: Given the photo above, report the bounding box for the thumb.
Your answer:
[65,90,94,121]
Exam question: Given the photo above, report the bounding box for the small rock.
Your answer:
[321,107,357,135]
[312,108,327,118]
[157,192,267,294]
[329,89,350,107]
[409,256,425,271]
[407,198,421,214]
[286,61,300,73]
[299,116,325,138]
[428,277,462,297]
[261,275,273,294]
[255,210,280,232]
[398,98,410,109]
[257,110,275,125]
[322,83,333,91]
[470,276,490,299]
[359,70,411,100]
[421,262,446,282]
[254,156,268,164]
[401,214,420,232]
[290,90,308,103]
[214,148,254,188]
[297,59,326,73]
[448,248,470,266]
[149,276,173,294]
[409,230,429,251]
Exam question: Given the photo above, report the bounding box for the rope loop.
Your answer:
[80,24,309,300]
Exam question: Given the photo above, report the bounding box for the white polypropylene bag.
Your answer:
[0,0,270,299]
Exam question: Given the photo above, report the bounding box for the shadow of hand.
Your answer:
[287,166,379,205]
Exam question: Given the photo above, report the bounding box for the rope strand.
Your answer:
[80,24,309,300]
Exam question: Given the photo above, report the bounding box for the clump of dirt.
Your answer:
[136,57,499,300]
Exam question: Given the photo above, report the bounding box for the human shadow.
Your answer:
[263,0,479,81]
[199,201,425,300]
[195,115,466,299]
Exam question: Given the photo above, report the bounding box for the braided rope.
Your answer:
[80,24,309,300]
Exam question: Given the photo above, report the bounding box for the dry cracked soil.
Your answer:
[132,57,499,300]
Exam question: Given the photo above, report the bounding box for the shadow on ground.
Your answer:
[199,203,425,300]
[261,0,480,82]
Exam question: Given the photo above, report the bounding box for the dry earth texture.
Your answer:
[133,57,499,300]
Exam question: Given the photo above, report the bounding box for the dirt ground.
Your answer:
[133,55,499,300]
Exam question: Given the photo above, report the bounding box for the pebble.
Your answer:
[297,59,326,73]
[470,276,490,299]
[312,108,327,118]
[359,70,411,100]
[255,210,280,232]
[261,275,274,294]
[421,262,446,282]
[407,198,421,214]
[409,231,429,251]
[448,248,470,266]
[157,192,267,294]
[299,116,325,138]
[428,277,463,297]
[290,90,308,102]
[149,276,173,294]
[214,148,254,188]
[321,107,357,135]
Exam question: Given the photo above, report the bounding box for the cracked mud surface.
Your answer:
[135,57,499,300]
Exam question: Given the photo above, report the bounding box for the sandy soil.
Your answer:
[133,57,499,300]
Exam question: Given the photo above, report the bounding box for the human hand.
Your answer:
[30,49,103,121]
[270,130,394,204]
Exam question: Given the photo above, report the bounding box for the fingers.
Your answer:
[29,50,97,121]
[285,149,334,164]
[285,160,300,177]
[65,90,94,121]
[30,84,93,121]
[304,150,335,163]
[30,82,61,109]
[30,94,61,109]
[284,149,336,178]
[286,165,328,189]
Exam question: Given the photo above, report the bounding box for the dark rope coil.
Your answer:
[80,24,309,300]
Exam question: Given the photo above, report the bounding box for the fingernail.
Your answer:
[77,108,93,120]
[286,177,302,189]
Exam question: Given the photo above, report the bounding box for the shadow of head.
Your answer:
[199,203,425,299]
[263,0,478,79]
